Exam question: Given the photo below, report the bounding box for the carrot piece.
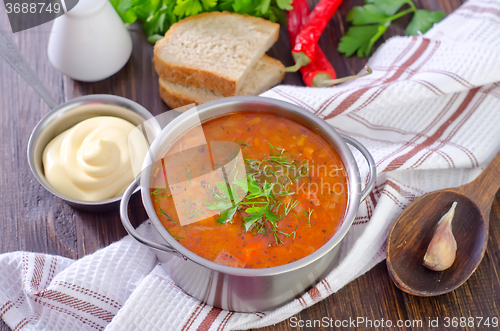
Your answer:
[247,117,261,125]
[303,146,314,158]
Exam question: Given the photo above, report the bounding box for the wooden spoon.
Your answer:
[386,151,500,296]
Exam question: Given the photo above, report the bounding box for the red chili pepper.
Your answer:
[287,0,373,87]
[286,0,309,37]
[284,0,344,72]
[302,48,338,87]
[287,0,337,87]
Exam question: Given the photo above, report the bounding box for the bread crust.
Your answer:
[155,59,238,97]
[154,12,280,97]
[260,56,286,70]
[158,54,285,109]
[159,78,202,110]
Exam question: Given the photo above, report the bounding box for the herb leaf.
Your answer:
[405,9,445,35]
[147,34,164,44]
[143,11,166,37]
[256,0,271,15]
[365,0,411,16]
[216,182,231,200]
[233,176,249,192]
[338,25,380,57]
[166,228,184,240]
[262,181,274,199]
[203,142,310,245]
[243,209,265,231]
[216,204,239,224]
[339,0,444,58]
[156,206,178,223]
[246,176,261,194]
[245,206,264,214]
[235,139,252,148]
[283,199,299,216]
[110,0,137,23]
[173,0,203,17]
[347,4,392,25]
[232,0,253,13]
[205,200,234,211]
[219,0,234,11]
[303,208,314,227]
[347,0,411,26]
[264,207,279,223]
[275,0,293,11]
[111,0,293,43]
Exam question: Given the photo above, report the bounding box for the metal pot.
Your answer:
[120,96,376,312]
[27,95,160,212]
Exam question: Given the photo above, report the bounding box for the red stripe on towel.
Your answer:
[383,88,480,172]
[197,307,223,331]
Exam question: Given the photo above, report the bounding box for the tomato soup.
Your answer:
[150,111,349,268]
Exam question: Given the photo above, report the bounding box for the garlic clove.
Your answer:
[423,202,458,271]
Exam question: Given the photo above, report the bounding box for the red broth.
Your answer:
[150,111,348,268]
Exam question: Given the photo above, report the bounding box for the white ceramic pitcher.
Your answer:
[48,0,133,82]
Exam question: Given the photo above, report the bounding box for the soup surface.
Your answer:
[150,111,349,268]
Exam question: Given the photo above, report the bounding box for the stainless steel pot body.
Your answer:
[121,96,376,312]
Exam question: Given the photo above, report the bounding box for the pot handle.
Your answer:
[120,175,179,255]
[341,134,377,203]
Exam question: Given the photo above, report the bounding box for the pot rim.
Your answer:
[140,96,367,276]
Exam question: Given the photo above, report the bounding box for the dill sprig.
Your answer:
[204,140,311,246]
[151,188,171,201]
[166,228,184,240]
[157,206,178,224]
[303,208,314,227]
[283,199,299,216]
[235,139,252,148]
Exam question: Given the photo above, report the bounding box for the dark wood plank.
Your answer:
[0,13,74,258]
[0,11,75,331]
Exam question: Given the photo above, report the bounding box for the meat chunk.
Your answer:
[306,192,320,206]
[214,250,246,268]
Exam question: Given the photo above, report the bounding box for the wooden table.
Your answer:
[2,0,499,330]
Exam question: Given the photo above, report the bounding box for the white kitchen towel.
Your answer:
[2,0,500,330]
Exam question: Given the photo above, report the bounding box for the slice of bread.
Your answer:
[158,55,284,109]
[154,12,280,97]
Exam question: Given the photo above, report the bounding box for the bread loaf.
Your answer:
[158,55,284,109]
[154,12,280,97]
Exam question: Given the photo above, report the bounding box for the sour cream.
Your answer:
[42,116,148,201]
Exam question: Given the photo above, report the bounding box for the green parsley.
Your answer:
[203,140,309,246]
[338,0,445,57]
[216,204,239,224]
[110,0,292,44]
